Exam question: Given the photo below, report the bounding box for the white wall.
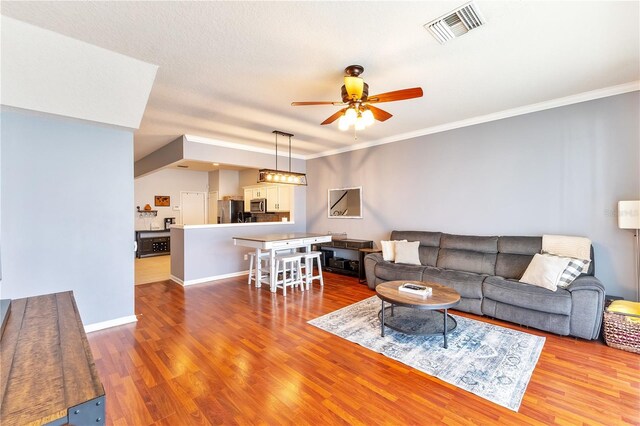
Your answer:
[208,170,219,197]
[134,168,208,228]
[1,109,135,326]
[239,169,260,187]
[307,92,640,300]
[218,169,240,197]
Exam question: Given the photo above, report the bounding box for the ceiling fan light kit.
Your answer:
[292,64,423,136]
[258,130,307,186]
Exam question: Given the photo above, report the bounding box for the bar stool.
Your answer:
[274,252,304,296]
[247,251,270,287]
[303,251,324,289]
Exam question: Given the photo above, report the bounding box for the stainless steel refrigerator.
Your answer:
[218,200,244,223]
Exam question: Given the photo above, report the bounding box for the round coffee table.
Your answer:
[375,280,461,348]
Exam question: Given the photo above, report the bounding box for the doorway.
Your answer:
[180,191,207,225]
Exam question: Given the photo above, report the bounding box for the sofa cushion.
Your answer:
[391,231,441,247]
[498,236,542,255]
[495,236,540,279]
[482,299,570,336]
[375,261,425,282]
[495,253,533,279]
[483,276,572,315]
[437,249,496,275]
[391,231,441,266]
[437,234,498,275]
[440,234,498,252]
[421,267,484,299]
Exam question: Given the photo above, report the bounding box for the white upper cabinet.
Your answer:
[244,184,291,212]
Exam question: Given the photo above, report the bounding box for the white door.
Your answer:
[207,191,219,224]
[180,191,206,225]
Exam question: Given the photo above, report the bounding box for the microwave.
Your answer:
[250,198,267,213]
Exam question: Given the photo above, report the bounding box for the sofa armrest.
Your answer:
[364,253,384,290]
[566,275,605,340]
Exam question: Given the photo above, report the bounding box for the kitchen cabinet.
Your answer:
[244,187,269,212]
[276,185,291,211]
[244,185,291,212]
[243,188,252,212]
[266,185,291,212]
[136,230,170,258]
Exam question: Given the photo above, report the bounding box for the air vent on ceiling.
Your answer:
[424,1,485,44]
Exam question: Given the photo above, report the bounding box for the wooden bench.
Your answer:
[0,291,105,425]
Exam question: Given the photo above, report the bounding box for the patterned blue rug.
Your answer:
[308,296,545,411]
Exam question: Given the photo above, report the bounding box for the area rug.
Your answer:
[308,296,545,411]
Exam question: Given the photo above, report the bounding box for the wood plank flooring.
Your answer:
[135,256,171,285]
[87,273,640,425]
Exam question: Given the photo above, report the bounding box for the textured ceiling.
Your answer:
[2,1,638,160]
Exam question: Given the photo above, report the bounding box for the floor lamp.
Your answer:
[618,200,640,302]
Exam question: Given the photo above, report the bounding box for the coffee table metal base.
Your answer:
[379,302,457,348]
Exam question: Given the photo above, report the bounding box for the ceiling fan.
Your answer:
[291,65,423,131]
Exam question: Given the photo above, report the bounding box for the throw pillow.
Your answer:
[380,240,407,261]
[520,253,571,291]
[541,252,591,288]
[394,241,421,265]
[557,258,590,288]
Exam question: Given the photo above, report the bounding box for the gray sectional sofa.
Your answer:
[364,231,605,340]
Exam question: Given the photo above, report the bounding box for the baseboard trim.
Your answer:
[170,271,249,287]
[84,315,138,333]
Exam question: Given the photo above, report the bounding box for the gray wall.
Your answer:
[1,109,135,325]
[306,92,640,299]
[134,136,183,177]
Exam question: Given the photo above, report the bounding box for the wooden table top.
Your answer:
[0,292,104,425]
[376,280,461,310]
[233,232,330,243]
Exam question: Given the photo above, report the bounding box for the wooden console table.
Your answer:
[0,292,105,425]
[315,239,379,283]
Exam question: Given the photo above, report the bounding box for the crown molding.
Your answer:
[304,81,640,160]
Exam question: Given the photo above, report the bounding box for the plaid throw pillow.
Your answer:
[557,258,590,288]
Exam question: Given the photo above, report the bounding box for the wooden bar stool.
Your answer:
[248,251,270,287]
[274,253,304,296]
[303,251,324,290]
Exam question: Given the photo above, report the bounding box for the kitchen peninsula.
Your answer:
[134,136,309,285]
[169,216,305,286]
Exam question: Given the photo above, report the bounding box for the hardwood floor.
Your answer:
[135,256,171,285]
[87,273,640,425]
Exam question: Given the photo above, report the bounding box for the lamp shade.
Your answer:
[618,200,640,229]
[344,76,364,100]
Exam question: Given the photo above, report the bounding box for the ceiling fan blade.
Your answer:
[367,87,423,103]
[321,108,347,125]
[291,101,344,106]
[367,105,393,122]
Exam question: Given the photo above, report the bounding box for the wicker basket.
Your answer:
[603,304,640,354]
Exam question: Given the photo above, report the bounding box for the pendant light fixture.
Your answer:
[258,130,307,186]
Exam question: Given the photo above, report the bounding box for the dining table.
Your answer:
[232,233,332,292]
